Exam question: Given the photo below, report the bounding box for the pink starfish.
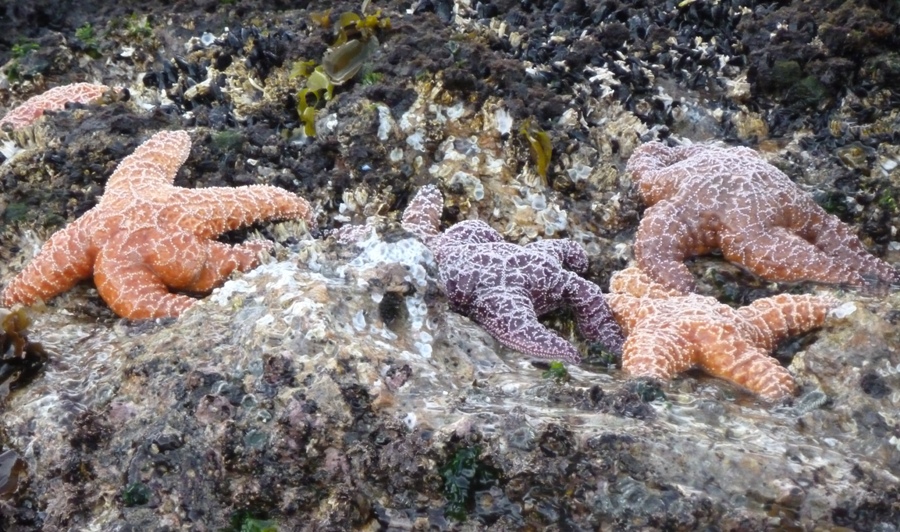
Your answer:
[627,142,899,293]
[1,130,316,319]
[0,82,112,131]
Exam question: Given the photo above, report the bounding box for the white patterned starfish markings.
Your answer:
[607,266,838,401]
[0,82,112,131]
[1,130,317,319]
[627,141,899,293]
[401,185,625,363]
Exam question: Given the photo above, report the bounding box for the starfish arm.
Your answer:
[608,266,684,299]
[621,325,695,381]
[627,143,713,205]
[524,239,588,273]
[634,203,700,294]
[0,83,110,131]
[1,215,96,306]
[105,130,192,190]
[720,227,864,285]
[700,343,796,402]
[180,240,273,293]
[168,185,315,238]
[401,185,443,241]
[561,274,625,354]
[469,288,583,363]
[94,243,195,319]
[737,294,836,351]
[439,220,504,248]
[791,199,900,287]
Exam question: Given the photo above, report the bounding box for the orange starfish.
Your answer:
[1,130,316,319]
[0,83,111,131]
[607,267,838,401]
[627,142,899,293]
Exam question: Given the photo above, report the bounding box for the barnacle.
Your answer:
[520,118,553,184]
[542,361,570,383]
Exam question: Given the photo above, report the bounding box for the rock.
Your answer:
[0,0,899,529]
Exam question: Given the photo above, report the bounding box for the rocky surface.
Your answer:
[1,0,899,530]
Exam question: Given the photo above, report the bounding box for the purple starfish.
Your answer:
[402,185,625,363]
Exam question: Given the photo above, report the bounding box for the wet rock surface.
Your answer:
[0,0,899,529]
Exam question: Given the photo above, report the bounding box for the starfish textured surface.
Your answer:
[607,266,838,401]
[1,130,316,319]
[627,141,900,293]
[0,83,111,131]
[401,185,625,363]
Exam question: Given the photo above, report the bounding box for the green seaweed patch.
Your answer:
[125,14,153,38]
[360,70,383,86]
[2,203,30,224]
[541,361,570,383]
[4,40,39,82]
[323,38,377,84]
[878,190,898,212]
[308,9,332,29]
[212,130,244,151]
[11,41,39,59]
[75,23,102,58]
[122,482,151,506]
[520,118,553,184]
[75,23,95,43]
[440,446,499,521]
[223,510,277,532]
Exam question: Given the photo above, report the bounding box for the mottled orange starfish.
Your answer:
[1,130,316,319]
[627,142,899,293]
[0,83,111,131]
[607,267,838,401]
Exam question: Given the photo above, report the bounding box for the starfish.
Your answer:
[0,83,112,131]
[627,141,899,294]
[401,185,625,363]
[606,266,838,401]
[1,130,316,319]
